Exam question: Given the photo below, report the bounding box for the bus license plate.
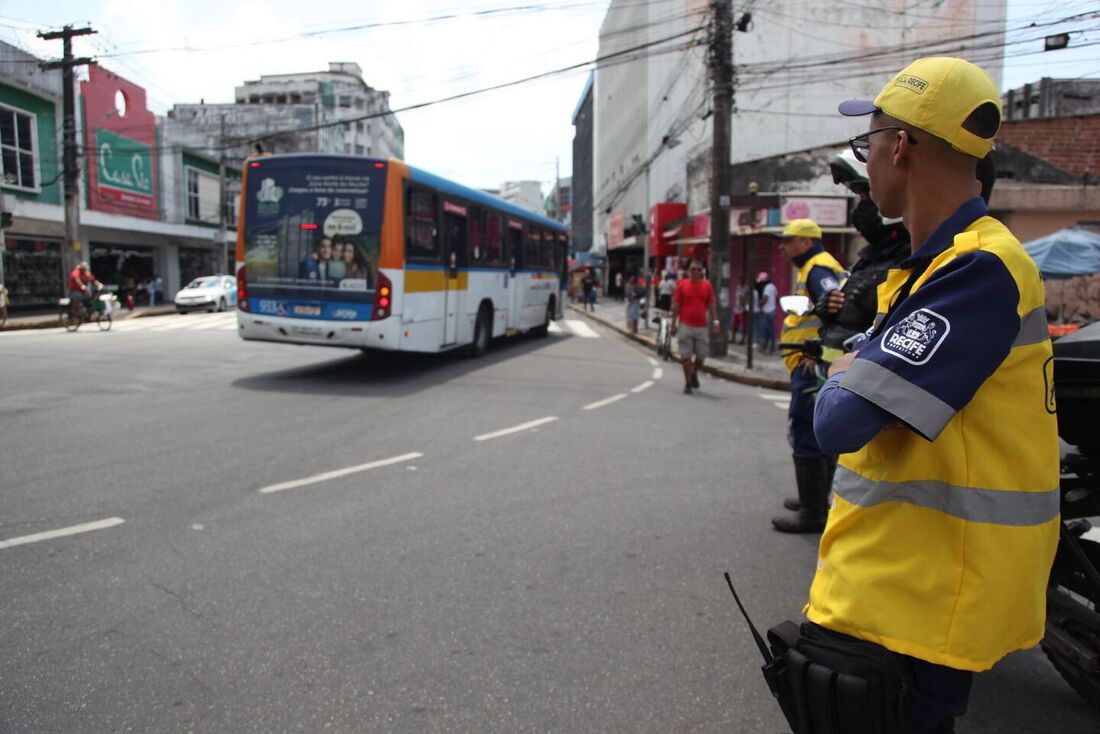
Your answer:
[290,325,323,336]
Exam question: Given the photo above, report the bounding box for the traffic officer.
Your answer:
[809,57,1058,733]
[771,218,845,533]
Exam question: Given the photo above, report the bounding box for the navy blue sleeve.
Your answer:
[814,372,896,454]
[838,251,1020,441]
[806,265,842,303]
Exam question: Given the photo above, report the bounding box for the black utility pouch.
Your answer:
[772,622,910,734]
[725,574,910,734]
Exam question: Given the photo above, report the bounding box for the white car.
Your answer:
[174,275,237,313]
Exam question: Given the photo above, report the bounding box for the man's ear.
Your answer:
[892,130,913,167]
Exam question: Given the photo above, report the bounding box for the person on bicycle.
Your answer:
[67,261,103,315]
[808,57,1057,733]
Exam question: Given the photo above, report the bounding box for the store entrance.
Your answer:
[91,244,156,305]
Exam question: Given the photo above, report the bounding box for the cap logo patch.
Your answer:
[893,74,928,95]
[881,308,949,365]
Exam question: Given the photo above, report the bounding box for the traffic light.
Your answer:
[0,211,11,229]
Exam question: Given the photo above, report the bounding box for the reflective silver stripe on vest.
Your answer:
[787,316,823,331]
[1014,306,1050,348]
[834,466,1059,526]
[840,359,955,441]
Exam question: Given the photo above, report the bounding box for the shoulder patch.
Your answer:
[881,308,950,365]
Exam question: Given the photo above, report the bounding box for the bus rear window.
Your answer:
[242,158,386,304]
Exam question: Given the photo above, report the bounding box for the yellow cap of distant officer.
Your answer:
[838,57,1001,159]
[779,218,822,239]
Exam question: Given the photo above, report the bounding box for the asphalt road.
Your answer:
[0,312,1096,733]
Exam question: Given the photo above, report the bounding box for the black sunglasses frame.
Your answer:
[848,126,917,163]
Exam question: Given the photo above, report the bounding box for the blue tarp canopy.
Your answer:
[1023,227,1100,278]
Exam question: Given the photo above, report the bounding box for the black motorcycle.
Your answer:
[1045,320,1100,708]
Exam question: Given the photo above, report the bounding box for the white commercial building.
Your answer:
[592,0,1009,251]
[499,180,545,217]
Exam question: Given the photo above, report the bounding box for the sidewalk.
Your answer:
[569,298,791,390]
[1,303,179,332]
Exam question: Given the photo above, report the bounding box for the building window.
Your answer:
[339,95,352,108]
[354,144,365,155]
[185,166,222,225]
[187,168,201,221]
[356,121,364,133]
[0,105,37,190]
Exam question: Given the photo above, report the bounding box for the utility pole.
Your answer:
[707,0,732,356]
[217,113,228,273]
[38,25,96,269]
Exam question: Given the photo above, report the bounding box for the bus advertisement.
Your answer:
[236,155,567,356]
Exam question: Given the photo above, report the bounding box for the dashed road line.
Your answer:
[583,393,628,411]
[631,381,654,393]
[474,416,559,442]
[0,517,125,551]
[647,357,659,367]
[259,452,423,494]
[652,368,663,379]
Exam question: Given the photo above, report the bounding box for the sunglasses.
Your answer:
[848,126,918,163]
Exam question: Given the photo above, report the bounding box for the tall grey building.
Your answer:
[234,62,403,160]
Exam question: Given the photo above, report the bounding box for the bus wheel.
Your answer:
[469,304,491,357]
[533,300,553,338]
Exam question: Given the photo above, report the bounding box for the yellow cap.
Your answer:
[839,57,1001,158]
[779,219,822,239]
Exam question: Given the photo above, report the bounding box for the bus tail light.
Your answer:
[372,272,392,320]
[237,267,249,311]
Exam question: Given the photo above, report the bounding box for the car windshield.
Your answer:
[187,277,221,289]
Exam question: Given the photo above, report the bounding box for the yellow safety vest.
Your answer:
[781,250,846,373]
[805,216,1059,672]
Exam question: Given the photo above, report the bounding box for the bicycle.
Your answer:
[58,291,115,332]
[654,312,674,361]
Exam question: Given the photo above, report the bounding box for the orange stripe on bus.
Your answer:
[380,159,409,270]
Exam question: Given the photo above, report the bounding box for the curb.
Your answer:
[0,305,180,332]
[568,305,790,391]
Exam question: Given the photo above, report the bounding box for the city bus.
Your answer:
[235,154,567,356]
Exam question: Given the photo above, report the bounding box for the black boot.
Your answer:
[782,456,836,512]
[772,455,831,533]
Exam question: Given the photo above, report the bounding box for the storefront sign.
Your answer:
[780,197,849,227]
[95,129,153,196]
[608,210,625,249]
[81,65,159,219]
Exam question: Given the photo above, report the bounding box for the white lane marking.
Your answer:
[563,319,598,338]
[652,368,663,379]
[772,401,790,410]
[631,381,654,393]
[756,391,791,401]
[474,416,559,442]
[584,393,628,410]
[259,452,423,494]
[1083,527,1100,543]
[0,517,125,551]
[548,321,564,335]
[647,357,659,366]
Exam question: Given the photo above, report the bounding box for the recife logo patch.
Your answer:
[881,308,950,365]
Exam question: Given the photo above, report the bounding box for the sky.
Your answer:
[1,0,1097,194]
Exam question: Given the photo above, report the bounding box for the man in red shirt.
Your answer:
[67,261,102,312]
[670,259,719,394]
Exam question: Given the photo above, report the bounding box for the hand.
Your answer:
[711,320,720,335]
[799,357,817,375]
[824,289,845,314]
[670,323,678,336]
[827,350,858,378]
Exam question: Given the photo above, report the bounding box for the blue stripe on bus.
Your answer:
[406,165,567,232]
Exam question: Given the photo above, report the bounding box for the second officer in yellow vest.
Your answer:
[772,219,845,533]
